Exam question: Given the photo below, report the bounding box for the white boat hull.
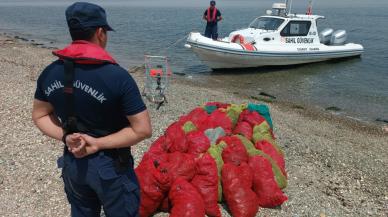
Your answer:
[186,33,364,69]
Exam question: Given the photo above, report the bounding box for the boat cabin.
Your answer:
[226,3,346,46]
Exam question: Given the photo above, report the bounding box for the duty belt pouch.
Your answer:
[115,148,132,172]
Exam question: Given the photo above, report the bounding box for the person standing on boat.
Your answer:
[203,0,222,40]
[32,2,152,216]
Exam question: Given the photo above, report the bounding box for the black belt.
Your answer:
[64,147,132,172]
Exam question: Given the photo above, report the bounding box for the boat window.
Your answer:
[280,21,312,36]
[249,17,284,30]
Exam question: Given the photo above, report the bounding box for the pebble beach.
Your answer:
[0,34,387,217]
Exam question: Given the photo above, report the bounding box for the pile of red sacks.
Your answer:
[135,102,288,217]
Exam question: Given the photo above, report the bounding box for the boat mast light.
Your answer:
[272,3,287,16]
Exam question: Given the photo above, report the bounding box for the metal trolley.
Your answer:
[142,55,172,109]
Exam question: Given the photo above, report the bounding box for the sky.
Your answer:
[0,0,385,8]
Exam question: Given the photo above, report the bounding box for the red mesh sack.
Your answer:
[222,163,259,217]
[187,131,211,156]
[142,136,169,163]
[165,122,188,153]
[165,152,196,182]
[248,155,288,208]
[169,178,205,217]
[233,121,253,140]
[200,109,233,134]
[179,107,209,129]
[191,154,221,217]
[135,159,171,217]
[254,140,286,176]
[218,136,249,166]
[205,102,230,109]
[150,135,170,152]
[238,110,266,127]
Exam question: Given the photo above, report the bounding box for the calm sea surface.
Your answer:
[1,0,387,123]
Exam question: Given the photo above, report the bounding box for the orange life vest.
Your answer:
[207,7,218,22]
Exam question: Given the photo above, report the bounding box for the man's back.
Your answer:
[35,59,145,137]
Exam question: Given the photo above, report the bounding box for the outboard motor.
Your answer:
[319,28,333,45]
[331,30,347,45]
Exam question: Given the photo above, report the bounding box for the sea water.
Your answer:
[0,0,387,123]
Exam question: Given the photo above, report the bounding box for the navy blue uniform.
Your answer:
[35,42,145,217]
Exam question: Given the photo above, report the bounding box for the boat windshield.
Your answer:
[249,17,284,30]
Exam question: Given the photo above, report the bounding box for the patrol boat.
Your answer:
[185,1,364,69]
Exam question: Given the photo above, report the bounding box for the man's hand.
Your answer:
[68,110,151,158]
[78,133,100,156]
[66,134,86,158]
[68,133,100,158]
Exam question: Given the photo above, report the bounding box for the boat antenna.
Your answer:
[306,0,313,15]
[288,0,293,15]
[284,0,289,14]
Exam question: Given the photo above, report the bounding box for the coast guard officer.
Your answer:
[203,0,222,40]
[32,2,152,217]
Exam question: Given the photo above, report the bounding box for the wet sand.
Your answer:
[0,34,387,217]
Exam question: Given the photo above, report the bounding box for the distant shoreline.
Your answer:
[0,31,59,50]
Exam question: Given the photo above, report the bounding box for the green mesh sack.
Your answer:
[207,142,227,202]
[225,104,247,127]
[249,149,287,189]
[247,103,273,129]
[182,121,197,133]
[235,134,287,189]
[235,135,257,156]
[252,122,284,156]
[252,121,274,144]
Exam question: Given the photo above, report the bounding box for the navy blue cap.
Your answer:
[66,2,114,31]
